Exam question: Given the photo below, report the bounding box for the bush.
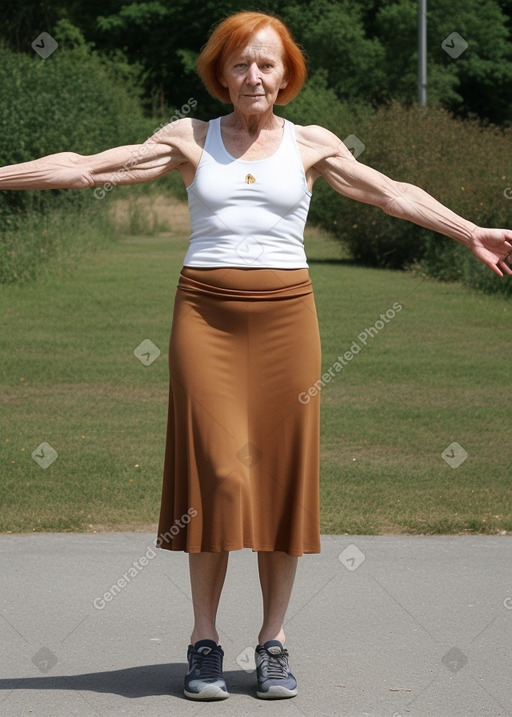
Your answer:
[0,21,161,284]
[0,203,121,285]
[0,20,152,223]
[304,102,511,295]
[279,69,369,134]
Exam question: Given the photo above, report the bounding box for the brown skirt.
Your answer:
[156,267,321,556]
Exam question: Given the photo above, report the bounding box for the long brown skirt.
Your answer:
[156,266,321,557]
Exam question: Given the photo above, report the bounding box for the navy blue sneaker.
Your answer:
[184,639,229,700]
[255,640,298,699]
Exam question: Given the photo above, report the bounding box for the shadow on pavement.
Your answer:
[0,663,256,700]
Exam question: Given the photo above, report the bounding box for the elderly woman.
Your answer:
[1,10,511,703]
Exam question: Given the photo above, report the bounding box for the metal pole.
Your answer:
[418,0,427,105]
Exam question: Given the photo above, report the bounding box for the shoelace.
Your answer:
[260,648,290,679]
[192,648,223,678]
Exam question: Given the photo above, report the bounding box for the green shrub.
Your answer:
[0,21,161,284]
[0,20,152,222]
[280,69,369,133]
[0,202,121,285]
[304,102,511,295]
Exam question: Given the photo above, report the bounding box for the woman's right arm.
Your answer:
[0,119,190,191]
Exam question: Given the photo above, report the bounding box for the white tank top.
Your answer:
[183,117,311,268]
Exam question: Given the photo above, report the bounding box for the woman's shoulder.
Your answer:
[155,117,210,147]
[292,123,340,150]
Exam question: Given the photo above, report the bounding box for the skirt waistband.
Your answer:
[178,267,312,300]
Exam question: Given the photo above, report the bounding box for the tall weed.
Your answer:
[0,201,121,285]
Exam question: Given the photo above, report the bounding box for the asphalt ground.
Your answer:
[1,533,511,716]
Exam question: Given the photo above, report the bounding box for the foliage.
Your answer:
[281,0,387,104]
[0,20,151,221]
[278,68,368,132]
[1,2,511,295]
[0,202,121,285]
[1,0,511,123]
[301,101,512,295]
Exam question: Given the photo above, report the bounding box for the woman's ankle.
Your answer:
[190,631,219,646]
[258,629,286,646]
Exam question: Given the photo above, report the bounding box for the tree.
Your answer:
[370,0,512,123]
[1,0,511,124]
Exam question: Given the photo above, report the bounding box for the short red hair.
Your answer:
[197,12,307,106]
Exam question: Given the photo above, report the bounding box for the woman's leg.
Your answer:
[189,551,229,645]
[257,551,298,645]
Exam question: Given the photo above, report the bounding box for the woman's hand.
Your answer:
[307,125,512,277]
[469,228,512,277]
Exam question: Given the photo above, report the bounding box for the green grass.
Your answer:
[1,207,511,535]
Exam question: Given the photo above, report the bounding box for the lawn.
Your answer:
[1,198,511,535]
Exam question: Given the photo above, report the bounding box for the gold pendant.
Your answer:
[245,173,256,184]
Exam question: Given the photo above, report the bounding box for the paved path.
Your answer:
[0,533,511,716]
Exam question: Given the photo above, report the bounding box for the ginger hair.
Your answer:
[197,12,307,105]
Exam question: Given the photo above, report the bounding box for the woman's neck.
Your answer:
[225,109,282,137]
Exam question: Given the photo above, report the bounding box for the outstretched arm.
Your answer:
[311,126,512,277]
[0,120,189,191]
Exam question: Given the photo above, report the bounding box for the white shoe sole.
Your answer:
[257,685,298,699]
[184,685,229,701]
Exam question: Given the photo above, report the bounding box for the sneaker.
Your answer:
[255,640,298,699]
[184,639,229,700]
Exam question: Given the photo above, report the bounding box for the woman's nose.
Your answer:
[246,63,261,84]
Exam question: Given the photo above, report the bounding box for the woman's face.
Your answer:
[219,27,289,114]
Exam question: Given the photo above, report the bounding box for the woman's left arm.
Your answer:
[311,126,512,277]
